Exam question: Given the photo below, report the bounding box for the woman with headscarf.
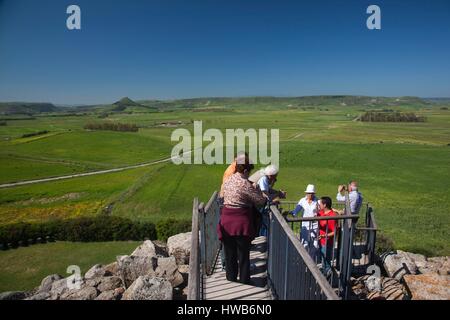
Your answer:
[218,155,266,284]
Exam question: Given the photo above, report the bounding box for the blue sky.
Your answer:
[0,0,449,104]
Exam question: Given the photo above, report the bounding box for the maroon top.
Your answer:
[217,206,256,241]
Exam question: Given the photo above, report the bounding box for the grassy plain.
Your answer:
[0,100,449,291]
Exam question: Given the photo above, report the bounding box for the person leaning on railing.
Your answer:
[248,164,287,237]
[217,155,266,285]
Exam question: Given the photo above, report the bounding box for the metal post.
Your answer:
[283,233,289,300]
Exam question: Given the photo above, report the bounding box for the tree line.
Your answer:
[84,122,139,132]
[359,111,426,122]
[0,216,191,250]
[21,130,49,138]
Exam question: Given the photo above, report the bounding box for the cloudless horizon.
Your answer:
[1,0,450,104]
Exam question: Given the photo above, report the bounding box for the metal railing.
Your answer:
[277,194,361,299]
[187,198,201,300]
[200,191,222,276]
[355,203,378,265]
[267,204,339,300]
[189,191,376,300]
[188,192,222,300]
[279,199,378,268]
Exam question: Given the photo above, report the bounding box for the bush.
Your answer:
[0,121,6,126]
[0,217,193,246]
[0,216,156,244]
[156,218,191,242]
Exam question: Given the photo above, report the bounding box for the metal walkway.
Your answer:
[188,191,377,300]
[203,237,272,300]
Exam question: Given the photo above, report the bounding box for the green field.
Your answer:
[0,97,449,291]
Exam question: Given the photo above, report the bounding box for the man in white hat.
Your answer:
[248,164,286,237]
[290,184,319,259]
[249,164,286,203]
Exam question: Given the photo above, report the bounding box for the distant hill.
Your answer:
[113,97,141,109]
[138,95,430,110]
[423,97,450,104]
[0,102,60,115]
[69,97,158,114]
[0,96,432,115]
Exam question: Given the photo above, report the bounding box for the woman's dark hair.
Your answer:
[321,196,332,209]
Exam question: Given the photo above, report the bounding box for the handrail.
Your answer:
[204,190,218,212]
[285,214,360,222]
[369,210,378,230]
[187,198,200,300]
[269,204,339,300]
[200,191,221,275]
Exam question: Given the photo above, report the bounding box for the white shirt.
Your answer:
[257,176,270,192]
[248,169,265,184]
[336,190,363,214]
[297,196,319,229]
[297,196,319,252]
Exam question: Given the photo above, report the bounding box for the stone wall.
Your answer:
[0,232,192,301]
[351,250,449,300]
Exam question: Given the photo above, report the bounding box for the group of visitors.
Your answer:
[217,153,363,284]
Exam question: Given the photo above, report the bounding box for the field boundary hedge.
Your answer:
[0,216,191,250]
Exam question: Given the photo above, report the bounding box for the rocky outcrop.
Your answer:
[0,291,28,300]
[38,274,63,293]
[95,288,124,300]
[178,264,190,287]
[60,286,98,300]
[1,234,191,300]
[155,257,184,287]
[380,250,450,300]
[382,250,449,281]
[382,250,419,281]
[403,273,450,300]
[131,240,157,258]
[97,276,123,292]
[25,292,51,300]
[85,264,112,279]
[104,262,119,275]
[117,255,157,288]
[49,278,70,300]
[419,256,449,275]
[167,232,191,265]
[351,275,408,300]
[122,276,172,300]
[153,240,169,257]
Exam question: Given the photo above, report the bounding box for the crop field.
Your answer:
[0,99,449,291]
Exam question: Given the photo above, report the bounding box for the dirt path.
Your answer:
[0,150,193,189]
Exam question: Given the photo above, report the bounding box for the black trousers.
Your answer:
[222,235,251,284]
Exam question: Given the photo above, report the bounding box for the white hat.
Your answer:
[304,184,316,193]
[264,165,279,176]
